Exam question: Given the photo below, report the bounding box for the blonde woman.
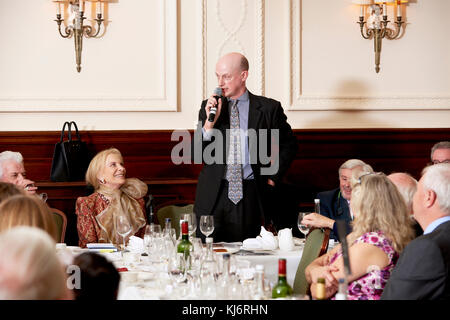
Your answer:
[76,148,148,248]
[305,171,415,300]
[0,194,58,242]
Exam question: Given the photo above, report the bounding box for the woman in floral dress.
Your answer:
[305,171,415,300]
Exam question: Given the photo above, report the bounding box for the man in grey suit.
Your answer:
[381,163,450,300]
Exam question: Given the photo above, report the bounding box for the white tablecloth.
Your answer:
[235,246,304,287]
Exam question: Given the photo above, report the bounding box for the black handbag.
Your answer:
[50,121,91,182]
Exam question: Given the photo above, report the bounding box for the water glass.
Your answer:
[150,224,162,236]
[168,252,187,284]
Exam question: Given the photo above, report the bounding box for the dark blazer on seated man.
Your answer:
[381,220,450,300]
[381,163,450,300]
[302,159,373,241]
[316,188,352,241]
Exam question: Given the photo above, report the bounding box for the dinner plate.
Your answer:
[213,247,240,254]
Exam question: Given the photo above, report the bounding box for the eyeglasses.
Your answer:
[356,172,384,185]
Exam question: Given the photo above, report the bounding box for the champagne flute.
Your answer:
[144,225,152,253]
[298,212,310,237]
[200,215,214,239]
[116,215,132,254]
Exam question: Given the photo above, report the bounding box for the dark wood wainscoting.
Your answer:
[1,128,449,244]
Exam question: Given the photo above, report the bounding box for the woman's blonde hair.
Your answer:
[85,148,123,190]
[349,172,414,253]
[0,195,58,242]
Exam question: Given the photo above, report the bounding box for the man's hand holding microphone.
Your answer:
[203,87,223,131]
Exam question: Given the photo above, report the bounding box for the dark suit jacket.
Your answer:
[381,220,450,300]
[316,188,352,240]
[193,91,298,224]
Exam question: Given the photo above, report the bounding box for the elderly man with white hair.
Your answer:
[301,159,374,240]
[382,163,450,300]
[0,226,71,300]
[0,151,37,194]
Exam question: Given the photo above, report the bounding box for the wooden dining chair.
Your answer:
[154,200,195,239]
[50,207,67,243]
[292,227,331,296]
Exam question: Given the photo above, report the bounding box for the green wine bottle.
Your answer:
[177,220,193,258]
[272,258,293,299]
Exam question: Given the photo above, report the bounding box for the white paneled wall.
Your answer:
[0,0,449,130]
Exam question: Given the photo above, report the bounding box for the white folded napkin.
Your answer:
[127,236,144,253]
[242,226,278,250]
[242,238,262,250]
[278,228,295,251]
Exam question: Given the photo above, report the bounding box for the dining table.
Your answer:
[62,238,337,300]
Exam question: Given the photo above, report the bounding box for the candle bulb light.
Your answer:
[52,0,106,72]
[97,1,102,15]
[353,0,407,73]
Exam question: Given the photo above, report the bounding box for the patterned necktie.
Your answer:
[226,99,243,204]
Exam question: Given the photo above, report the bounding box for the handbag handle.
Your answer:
[69,121,82,141]
[59,122,71,143]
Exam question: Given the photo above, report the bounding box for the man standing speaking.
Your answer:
[193,52,297,242]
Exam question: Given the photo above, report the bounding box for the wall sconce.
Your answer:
[353,0,407,73]
[53,0,106,72]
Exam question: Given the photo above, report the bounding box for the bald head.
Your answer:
[217,52,249,73]
[388,172,418,215]
[215,52,249,99]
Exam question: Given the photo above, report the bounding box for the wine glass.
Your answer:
[183,213,197,239]
[200,215,214,239]
[116,215,132,253]
[298,212,310,237]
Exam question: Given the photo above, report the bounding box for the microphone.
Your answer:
[208,87,222,122]
[337,220,351,277]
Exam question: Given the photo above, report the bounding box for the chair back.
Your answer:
[50,208,67,243]
[154,200,194,239]
[292,227,331,295]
